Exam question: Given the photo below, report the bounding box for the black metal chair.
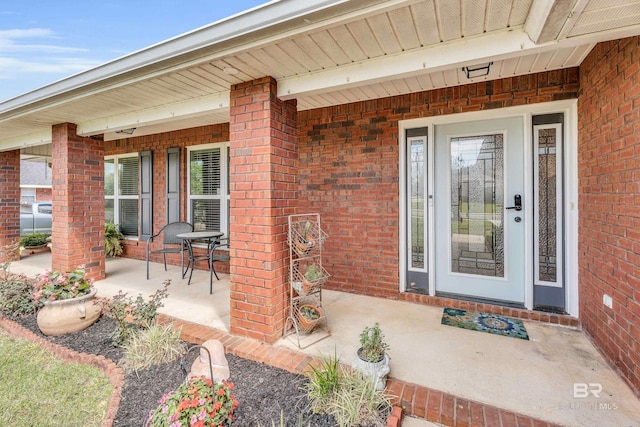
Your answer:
[146,221,193,279]
[208,237,230,294]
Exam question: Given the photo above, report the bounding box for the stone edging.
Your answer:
[0,314,124,427]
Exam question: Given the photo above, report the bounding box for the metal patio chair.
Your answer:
[208,237,230,294]
[146,221,193,279]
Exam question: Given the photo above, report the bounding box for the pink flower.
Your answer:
[190,415,198,425]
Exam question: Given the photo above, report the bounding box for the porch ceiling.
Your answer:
[1,0,640,150]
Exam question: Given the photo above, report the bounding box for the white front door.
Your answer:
[434,117,525,303]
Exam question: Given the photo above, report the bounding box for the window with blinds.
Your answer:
[105,155,139,237]
[188,143,230,234]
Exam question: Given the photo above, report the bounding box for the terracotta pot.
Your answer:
[295,239,315,256]
[36,288,101,336]
[297,304,323,333]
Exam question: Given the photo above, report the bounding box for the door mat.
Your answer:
[441,307,529,340]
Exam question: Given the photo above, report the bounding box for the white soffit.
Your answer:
[2,0,640,149]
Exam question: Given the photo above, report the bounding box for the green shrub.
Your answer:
[97,280,170,346]
[303,351,342,413]
[0,275,40,316]
[121,323,186,373]
[105,222,125,257]
[324,369,391,427]
[19,233,49,247]
[303,352,391,427]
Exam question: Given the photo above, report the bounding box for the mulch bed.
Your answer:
[7,313,336,427]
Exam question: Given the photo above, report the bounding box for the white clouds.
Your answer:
[0,26,101,96]
[0,28,88,53]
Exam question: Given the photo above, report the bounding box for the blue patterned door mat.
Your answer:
[441,307,529,340]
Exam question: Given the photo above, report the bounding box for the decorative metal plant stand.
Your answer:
[284,213,331,349]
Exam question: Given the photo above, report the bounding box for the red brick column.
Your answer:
[0,150,21,262]
[51,123,105,280]
[229,77,298,343]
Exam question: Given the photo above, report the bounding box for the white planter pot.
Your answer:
[36,288,101,336]
[351,348,390,391]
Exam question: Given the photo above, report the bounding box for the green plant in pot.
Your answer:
[20,232,50,248]
[297,303,323,333]
[302,263,324,293]
[294,220,315,255]
[352,322,390,391]
[105,222,125,257]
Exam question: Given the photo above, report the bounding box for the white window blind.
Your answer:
[188,143,229,234]
[105,154,139,237]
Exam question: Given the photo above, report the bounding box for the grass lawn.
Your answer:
[0,330,112,427]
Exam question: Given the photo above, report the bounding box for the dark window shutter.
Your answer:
[139,150,153,239]
[166,147,180,223]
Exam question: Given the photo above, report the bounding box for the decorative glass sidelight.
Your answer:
[534,124,563,286]
[450,134,504,277]
[409,138,426,269]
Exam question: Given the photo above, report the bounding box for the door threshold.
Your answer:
[435,292,526,310]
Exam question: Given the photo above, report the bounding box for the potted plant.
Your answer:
[294,220,316,255]
[297,303,324,332]
[105,222,125,257]
[302,263,324,293]
[351,322,391,391]
[33,265,102,336]
[20,232,51,255]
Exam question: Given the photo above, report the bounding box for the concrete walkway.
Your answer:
[10,253,640,427]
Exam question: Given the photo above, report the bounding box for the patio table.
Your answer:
[176,231,224,288]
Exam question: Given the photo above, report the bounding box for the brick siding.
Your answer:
[51,123,105,279]
[0,149,21,262]
[297,69,579,298]
[36,187,52,201]
[229,77,298,343]
[578,36,640,396]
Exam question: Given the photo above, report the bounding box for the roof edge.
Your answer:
[0,0,348,116]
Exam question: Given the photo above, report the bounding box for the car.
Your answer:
[20,202,52,235]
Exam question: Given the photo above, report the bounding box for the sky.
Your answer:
[0,0,268,102]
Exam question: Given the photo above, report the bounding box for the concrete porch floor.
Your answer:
[10,253,640,427]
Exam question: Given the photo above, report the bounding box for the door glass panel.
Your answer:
[536,127,560,284]
[410,139,425,269]
[450,134,504,277]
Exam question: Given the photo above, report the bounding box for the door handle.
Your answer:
[506,194,522,211]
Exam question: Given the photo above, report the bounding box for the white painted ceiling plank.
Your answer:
[346,20,386,58]
[486,0,515,32]
[309,30,353,66]
[462,0,487,37]
[388,7,422,50]
[327,25,368,62]
[409,1,441,46]
[436,0,462,41]
[276,40,325,72]
[292,35,337,69]
[546,47,575,69]
[262,44,310,75]
[367,13,403,53]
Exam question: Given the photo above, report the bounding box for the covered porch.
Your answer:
[10,252,640,426]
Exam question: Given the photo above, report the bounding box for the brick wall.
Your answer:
[104,124,228,267]
[36,187,52,201]
[578,36,640,396]
[297,69,579,298]
[51,123,105,279]
[0,150,21,262]
[229,77,298,343]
